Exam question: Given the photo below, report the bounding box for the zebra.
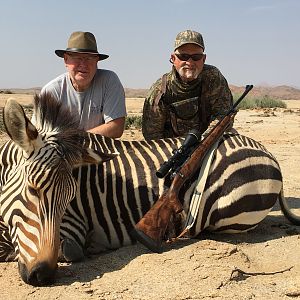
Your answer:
[0,93,298,286]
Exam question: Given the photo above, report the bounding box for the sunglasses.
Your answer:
[175,53,205,62]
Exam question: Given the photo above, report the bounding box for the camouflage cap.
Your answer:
[174,30,205,51]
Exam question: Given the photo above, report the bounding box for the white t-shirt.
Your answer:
[40,69,126,130]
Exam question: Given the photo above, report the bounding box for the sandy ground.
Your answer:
[0,96,300,300]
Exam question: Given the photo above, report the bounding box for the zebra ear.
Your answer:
[73,149,119,168]
[3,98,43,155]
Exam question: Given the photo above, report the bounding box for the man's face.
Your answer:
[171,44,206,83]
[64,52,99,91]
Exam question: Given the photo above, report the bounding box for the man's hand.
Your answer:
[87,117,125,138]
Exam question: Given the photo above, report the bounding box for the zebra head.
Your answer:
[0,95,117,286]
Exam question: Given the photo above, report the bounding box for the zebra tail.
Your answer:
[279,188,300,225]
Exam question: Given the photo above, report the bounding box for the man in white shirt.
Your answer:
[41,31,126,138]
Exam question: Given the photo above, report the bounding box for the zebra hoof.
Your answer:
[130,228,162,253]
[61,238,84,262]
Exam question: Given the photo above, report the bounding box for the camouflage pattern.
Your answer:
[142,64,233,140]
[174,30,205,50]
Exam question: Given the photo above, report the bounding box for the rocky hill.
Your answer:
[1,85,300,100]
[229,85,300,100]
[125,85,300,100]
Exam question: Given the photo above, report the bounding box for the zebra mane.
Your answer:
[32,93,88,162]
[33,93,81,133]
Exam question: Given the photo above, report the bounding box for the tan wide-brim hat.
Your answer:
[55,31,109,61]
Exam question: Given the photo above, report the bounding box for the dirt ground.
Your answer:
[0,95,299,300]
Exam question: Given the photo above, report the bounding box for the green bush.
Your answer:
[125,115,142,129]
[234,94,287,109]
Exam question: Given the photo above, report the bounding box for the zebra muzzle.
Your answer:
[18,260,57,286]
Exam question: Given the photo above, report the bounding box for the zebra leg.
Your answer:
[59,238,85,262]
[59,225,105,261]
[59,231,109,260]
[84,230,114,255]
[59,213,87,262]
[0,217,16,262]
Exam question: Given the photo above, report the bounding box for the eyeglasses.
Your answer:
[66,53,99,63]
[174,53,205,62]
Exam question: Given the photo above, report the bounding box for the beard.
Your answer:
[177,66,201,82]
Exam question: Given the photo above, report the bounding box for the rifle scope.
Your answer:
[156,129,201,178]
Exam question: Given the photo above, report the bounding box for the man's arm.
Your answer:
[87,117,125,138]
[142,78,167,141]
[202,67,233,136]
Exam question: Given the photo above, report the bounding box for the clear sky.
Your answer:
[1,0,299,89]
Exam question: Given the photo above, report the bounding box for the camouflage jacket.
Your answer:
[142,65,233,140]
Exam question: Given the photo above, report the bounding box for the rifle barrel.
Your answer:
[232,84,253,111]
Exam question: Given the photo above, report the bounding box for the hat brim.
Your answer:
[174,42,205,51]
[55,49,109,61]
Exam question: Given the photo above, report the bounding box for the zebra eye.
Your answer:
[28,185,39,197]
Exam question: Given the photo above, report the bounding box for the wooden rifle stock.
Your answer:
[132,85,253,253]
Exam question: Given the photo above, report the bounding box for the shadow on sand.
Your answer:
[53,196,300,286]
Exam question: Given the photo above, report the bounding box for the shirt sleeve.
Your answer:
[102,71,126,123]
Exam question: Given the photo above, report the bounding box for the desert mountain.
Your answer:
[125,85,300,100]
[1,85,300,100]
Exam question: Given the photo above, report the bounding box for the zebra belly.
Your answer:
[187,139,283,237]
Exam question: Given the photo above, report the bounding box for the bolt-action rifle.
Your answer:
[131,85,254,253]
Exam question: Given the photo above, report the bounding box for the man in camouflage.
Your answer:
[142,30,233,140]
